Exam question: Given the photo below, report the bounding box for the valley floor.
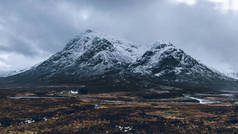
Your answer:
[0,87,238,134]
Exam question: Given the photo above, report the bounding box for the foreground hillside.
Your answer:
[1,87,238,134]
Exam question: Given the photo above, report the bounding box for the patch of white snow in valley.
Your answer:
[69,90,78,94]
[43,117,47,121]
[115,125,133,133]
[25,119,35,124]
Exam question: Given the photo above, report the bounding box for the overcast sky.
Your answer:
[0,0,238,73]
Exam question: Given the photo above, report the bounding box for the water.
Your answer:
[195,93,234,97]
[9,96,66,99]
[184,95,217,104]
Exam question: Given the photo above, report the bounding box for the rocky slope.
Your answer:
[0,30,141,89]
[226,72,238,80]
[130,42,237,90]
[0,30,237,91]
[0,69,27,78]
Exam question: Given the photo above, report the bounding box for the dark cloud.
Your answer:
[0,0,237,72]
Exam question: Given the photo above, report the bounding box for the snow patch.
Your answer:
[69,90,79,94]
[25,119,35,124]
[116,125,133,133]
[226,72,238,80]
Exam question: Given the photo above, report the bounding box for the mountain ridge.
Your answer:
[0,30,237,91]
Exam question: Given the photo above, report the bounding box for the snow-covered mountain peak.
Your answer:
[2,30,236,91]
[29,30,141,80]
[151,41,175,50]
[148,42,179,60]
[85,29,93,33]
[136,42,181,67]
[62,30,140,61]
[132,42,217,81]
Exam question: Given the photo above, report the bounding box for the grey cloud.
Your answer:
[0,0,237,72]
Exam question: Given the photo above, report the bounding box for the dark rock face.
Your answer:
[0,30,237,91]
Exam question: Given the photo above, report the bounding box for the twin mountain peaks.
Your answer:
[0,30,237,91]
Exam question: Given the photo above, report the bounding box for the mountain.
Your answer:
[0,71,10,77]
[0,30,237,91]
[226,72,238,80]
[130,42,237,90]
[0,30,142,89]
[0,69,27,78]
